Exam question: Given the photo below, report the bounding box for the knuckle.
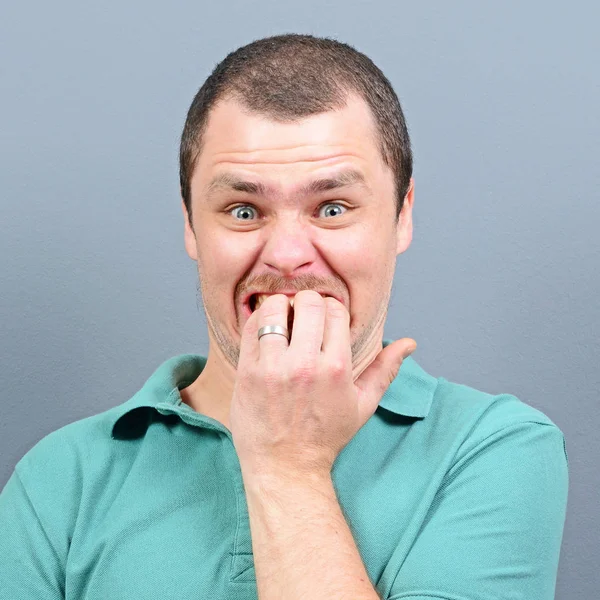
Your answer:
[297,290,325,308]
[260,294,290,317]
[328,359,346,377]
[325,297,347,318]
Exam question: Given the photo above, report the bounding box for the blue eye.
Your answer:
[228,203,348,221]
[317,203,347,218]
[230,205,258,220]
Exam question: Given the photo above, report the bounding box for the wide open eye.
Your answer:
[317,203,348,218]
[229,205,258,220]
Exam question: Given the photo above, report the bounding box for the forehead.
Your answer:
[194,94,386,180]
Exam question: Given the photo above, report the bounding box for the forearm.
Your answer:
[242,469,379,600]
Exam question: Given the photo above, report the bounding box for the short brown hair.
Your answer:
[179,34,413,226]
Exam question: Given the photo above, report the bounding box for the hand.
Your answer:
[229,290,417,481]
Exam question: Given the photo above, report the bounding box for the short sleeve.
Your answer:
[0,468,65,599]
[387,421,569,600]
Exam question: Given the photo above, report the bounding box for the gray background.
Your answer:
[1,1,598,598]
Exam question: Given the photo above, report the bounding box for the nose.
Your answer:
[259,217,320,276]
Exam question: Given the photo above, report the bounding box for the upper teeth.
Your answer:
[253,293,331,311]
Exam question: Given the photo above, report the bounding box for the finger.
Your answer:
[239,303,261,372]
[257,294,293,365]
[354,338,416,399]
[288,290,326,358]
[321,296,352,366]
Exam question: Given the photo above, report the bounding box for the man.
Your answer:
[0,34,568,600]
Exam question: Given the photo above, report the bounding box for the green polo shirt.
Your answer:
[0,339,569,600]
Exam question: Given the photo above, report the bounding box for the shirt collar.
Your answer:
[110,339,437,438]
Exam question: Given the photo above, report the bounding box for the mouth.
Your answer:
[248,294,259,313]
[243,291,342,317]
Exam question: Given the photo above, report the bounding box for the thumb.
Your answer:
[355,339,417,424]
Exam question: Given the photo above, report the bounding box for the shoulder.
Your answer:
[2,406,126,557]
[13,405,125,498]
[437,373,559,422]
[432,375,568,465]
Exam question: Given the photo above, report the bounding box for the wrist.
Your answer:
[240,463,333,497]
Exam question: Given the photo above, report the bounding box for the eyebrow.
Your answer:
[205,168,369,202]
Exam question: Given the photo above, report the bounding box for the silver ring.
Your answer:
[258,325,290,341]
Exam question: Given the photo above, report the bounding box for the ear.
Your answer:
[396,178,414,256]
[182,197,198,261]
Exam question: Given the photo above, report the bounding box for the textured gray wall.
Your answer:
[1,1,598,598]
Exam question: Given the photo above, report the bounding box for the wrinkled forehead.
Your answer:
[198,96,379,166]
[192,94,389,191]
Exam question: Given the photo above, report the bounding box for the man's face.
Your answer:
[183,93,413,374]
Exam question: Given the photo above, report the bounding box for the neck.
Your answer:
[179,347,236,431]
[180,330,385,433]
